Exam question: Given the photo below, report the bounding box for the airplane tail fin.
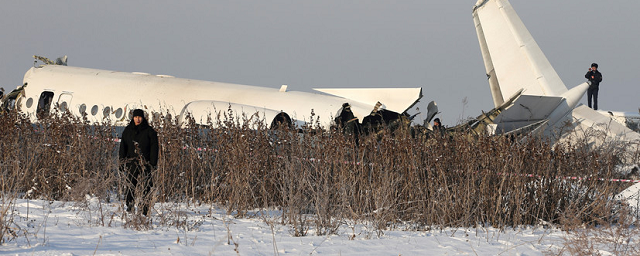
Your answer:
[473,0,567,107]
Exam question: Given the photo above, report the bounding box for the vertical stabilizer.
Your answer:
[473,1,503,107]
[473,0,567,107]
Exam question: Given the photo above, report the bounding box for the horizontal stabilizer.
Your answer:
[494,95,563,123]
[313,88,422,113]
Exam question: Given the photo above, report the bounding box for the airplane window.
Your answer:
[26,98,33,108]
[79,104,86,115]
[91,105,98,116]
[103,107,111,119]
[115,108,123,118]
[59,101,68,112]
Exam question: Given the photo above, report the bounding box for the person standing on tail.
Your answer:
[119,109,158,216]
[585,63,603,110]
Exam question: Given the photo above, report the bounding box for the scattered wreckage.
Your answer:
[2,0,639,151]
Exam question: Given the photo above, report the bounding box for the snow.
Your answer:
[0,198,575,255]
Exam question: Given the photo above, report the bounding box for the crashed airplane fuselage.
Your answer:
[15,64,422,129]
[471,0,640,151]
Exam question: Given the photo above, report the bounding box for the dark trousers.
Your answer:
[587,87,599,110]
[124,162,153,215]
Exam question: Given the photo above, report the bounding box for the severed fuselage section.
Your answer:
[10,58,423,134]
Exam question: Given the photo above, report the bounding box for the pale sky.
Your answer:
[2,1,638,126]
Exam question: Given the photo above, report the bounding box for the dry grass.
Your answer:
[1,107,638,243]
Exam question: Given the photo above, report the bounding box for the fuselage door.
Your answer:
[57,92,73,113]
[36,91,55,119]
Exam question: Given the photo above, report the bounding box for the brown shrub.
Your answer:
[0,108,634,238]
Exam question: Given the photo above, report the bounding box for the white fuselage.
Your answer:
[19,65,421,128]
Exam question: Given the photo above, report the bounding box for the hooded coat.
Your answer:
[119,115,159,167]
[119,112,158,215]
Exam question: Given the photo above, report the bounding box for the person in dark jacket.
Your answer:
[585,63,603,110]
[432,118,445,137]
[119,109,159,216]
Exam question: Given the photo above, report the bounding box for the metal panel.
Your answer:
[493,95,563,123]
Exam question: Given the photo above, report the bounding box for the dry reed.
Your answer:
[0,107,637,242]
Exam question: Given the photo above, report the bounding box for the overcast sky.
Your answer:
[1,1,638,126]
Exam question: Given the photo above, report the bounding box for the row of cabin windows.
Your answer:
[29,91,128,120]
[23,91,293,128]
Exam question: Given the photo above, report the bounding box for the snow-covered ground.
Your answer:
[0,197,631,255]
[1,198,561,255]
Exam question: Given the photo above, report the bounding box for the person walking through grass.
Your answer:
[119,109,158,216]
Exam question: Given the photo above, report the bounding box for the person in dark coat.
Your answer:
[432,118,445,137]
[585,63,603,110]
[119,109,159,216]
